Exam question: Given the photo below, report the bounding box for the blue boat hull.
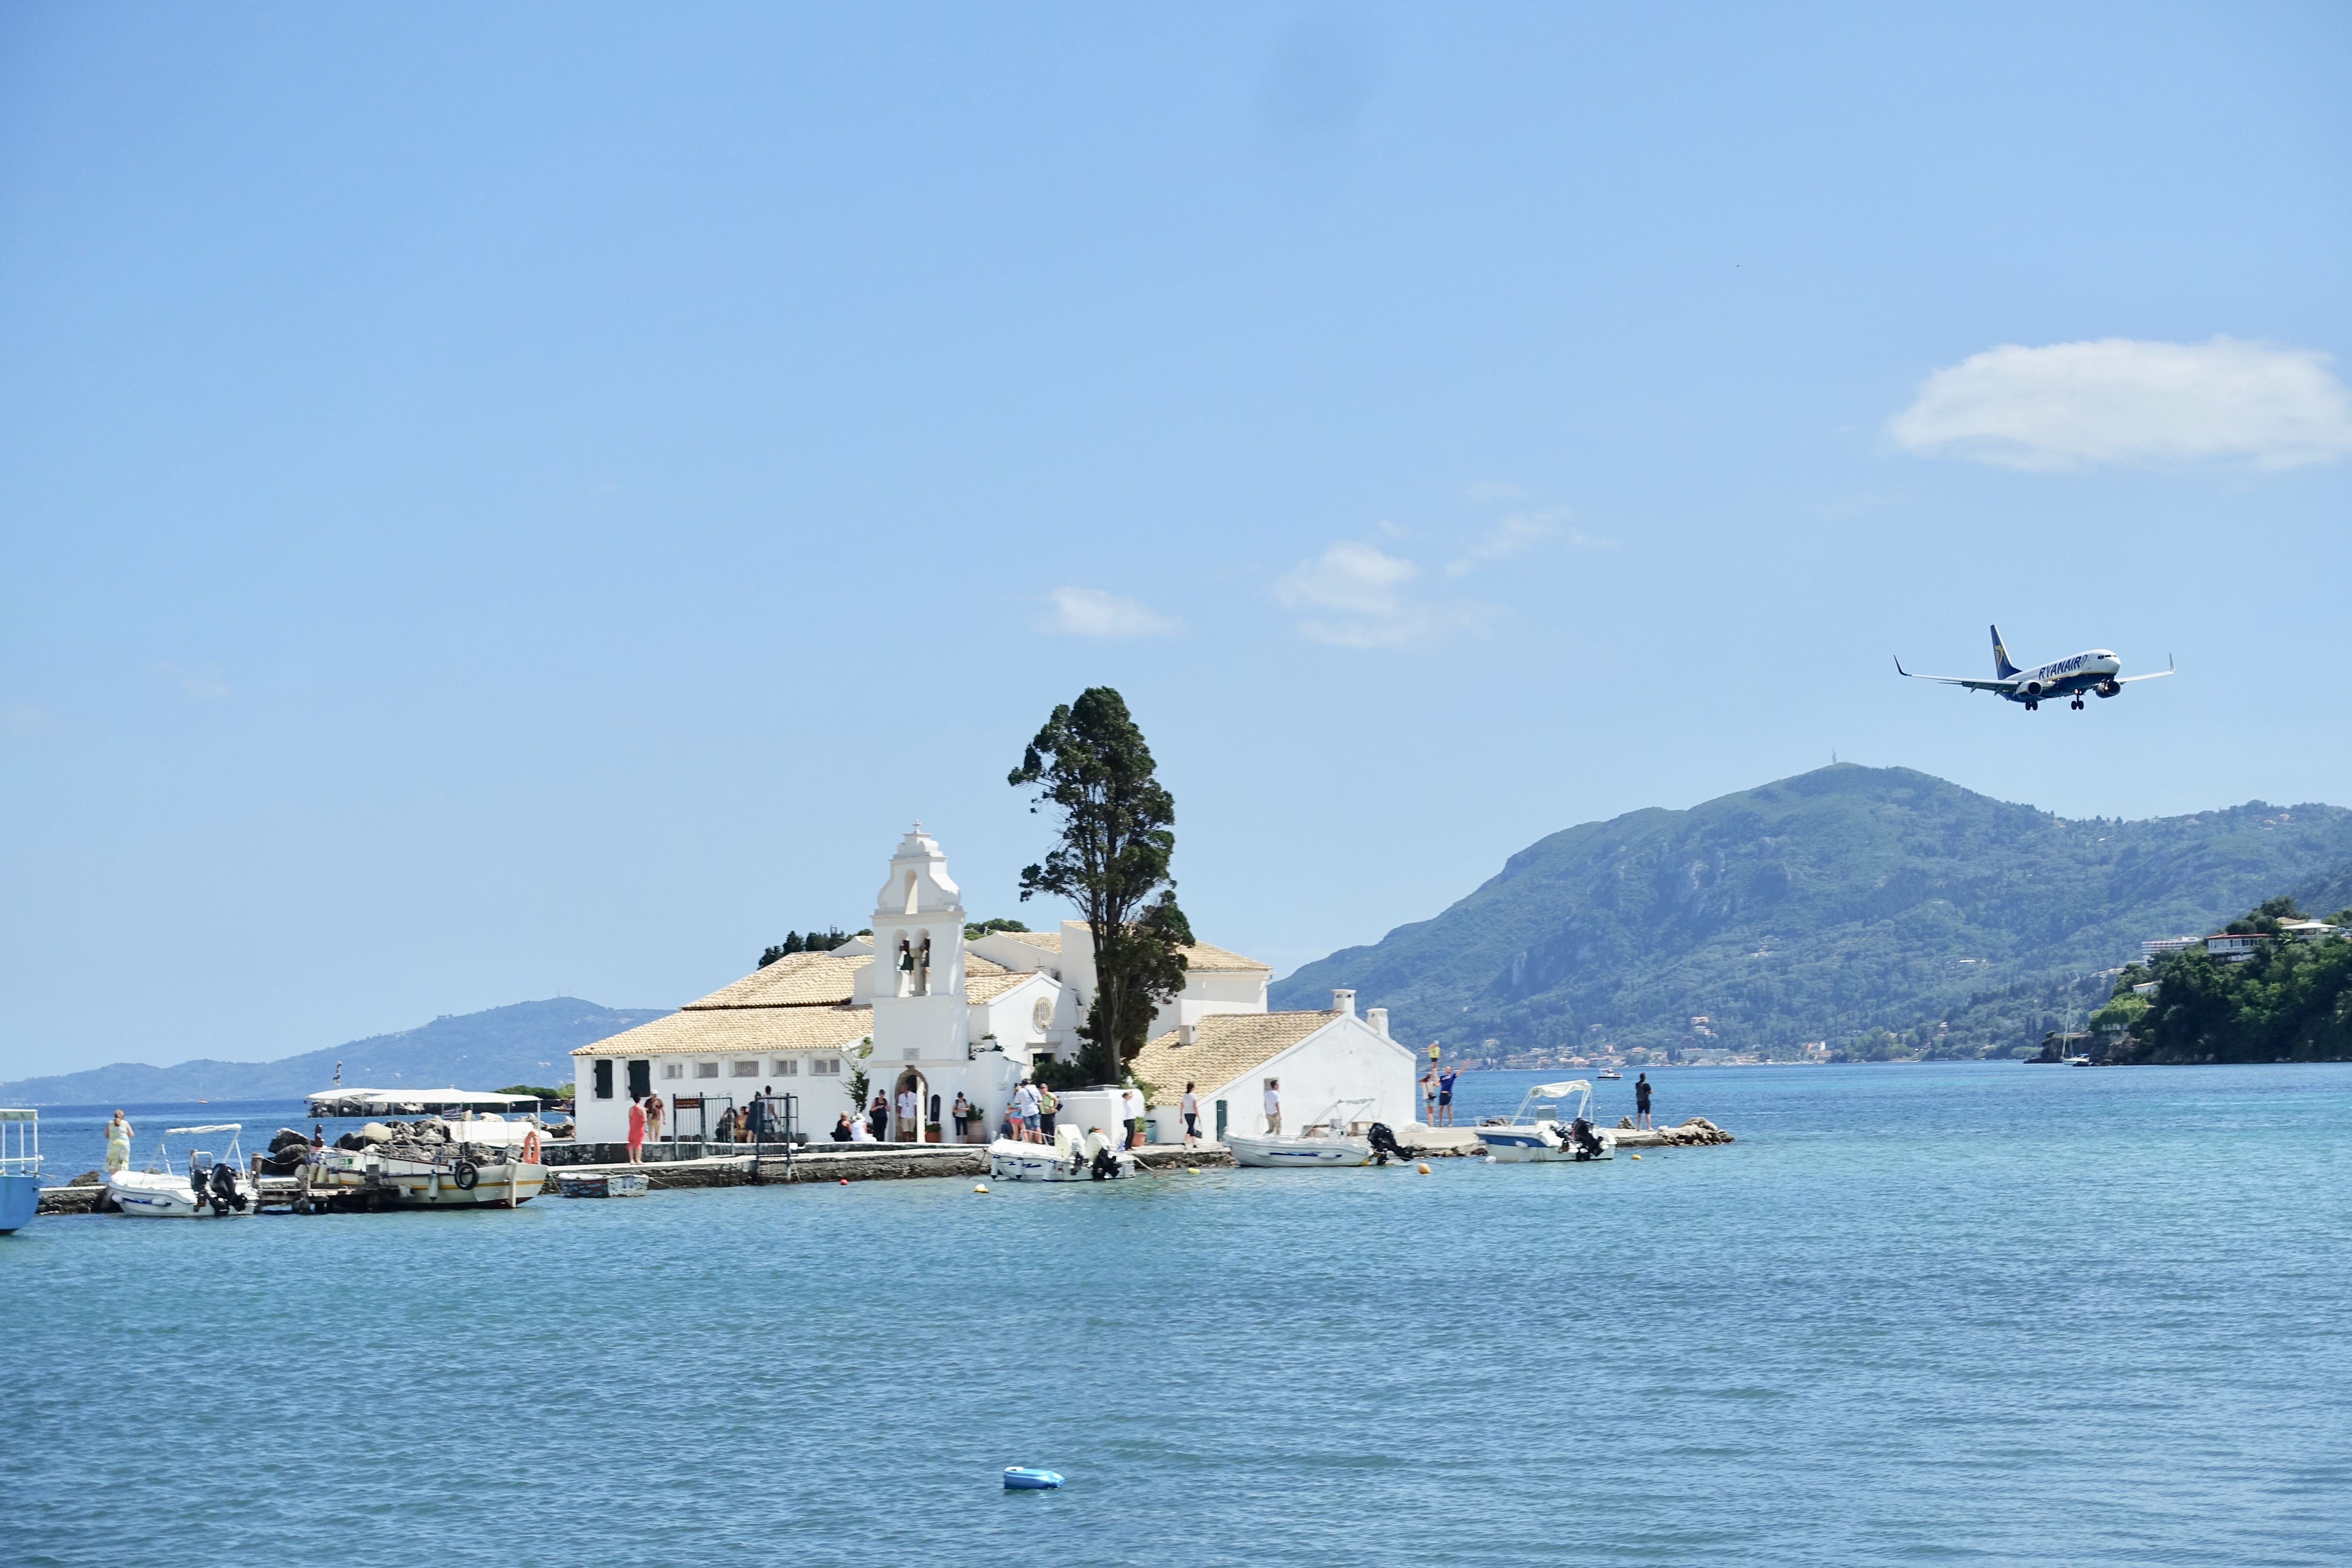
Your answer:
[1003,1467,1063,1489]
[0,1173,41,1234]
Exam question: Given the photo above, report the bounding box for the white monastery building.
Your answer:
[570,825,1415,1146]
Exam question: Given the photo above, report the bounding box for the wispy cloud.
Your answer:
[153,662,231,700]
[1038,587,1182,639]
[1890,337,2352,471]
[1276,541,1498,649]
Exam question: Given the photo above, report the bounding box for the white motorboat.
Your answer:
[1475,1081,1615,1163]
[989,1125,1134,1182]
[107,1124,257,1218]
[1226,1099,1413,1169]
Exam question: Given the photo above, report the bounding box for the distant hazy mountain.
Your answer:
[1273,765,2352,1059]
[0,998,671,1106]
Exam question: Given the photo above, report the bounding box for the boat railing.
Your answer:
[0,1109,38,1174]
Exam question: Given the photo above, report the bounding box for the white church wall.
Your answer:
[1144,1017,1415,1144]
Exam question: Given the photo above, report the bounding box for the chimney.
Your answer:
[1332,988,1356,1017]
[1176,1023,1197,1047]
[1366,1007,1388,1039]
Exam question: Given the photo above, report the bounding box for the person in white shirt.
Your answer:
[896,1086,919,1142]
[1263,1079,1282,1136]
[1179,1082,1200,1146]
[1123,1086,1144,1148]
[849,1112,875,1142]
[1014,1080,1043,1142]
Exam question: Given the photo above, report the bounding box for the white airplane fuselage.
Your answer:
[2002,649,2122,705]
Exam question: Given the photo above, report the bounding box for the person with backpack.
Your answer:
[1036,1084,1059,1140]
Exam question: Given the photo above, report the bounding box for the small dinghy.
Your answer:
[1475,1081,1615,1163]
[1227,1099,1412,1169]
[108,1125,257,1218]
[1003,1467,1063,1490]
[988,1126,1133,1182]
[557,1171,649,1199]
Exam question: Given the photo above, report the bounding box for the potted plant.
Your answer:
[924,1120,943,1144]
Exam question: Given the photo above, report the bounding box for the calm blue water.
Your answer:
[6,1063,2348,1567]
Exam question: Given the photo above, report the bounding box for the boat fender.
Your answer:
[452,1159,480,1191]
[521,1130,540,1165]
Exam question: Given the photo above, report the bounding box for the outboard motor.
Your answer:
[210,1161,248,1212]
[1089,1145,1121,1181]
[1568,1117,1605,1161]
[1366,1122,1412,1166]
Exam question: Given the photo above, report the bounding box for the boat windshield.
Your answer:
[1500,1079,1594,1125]
[0,1109,37,1173]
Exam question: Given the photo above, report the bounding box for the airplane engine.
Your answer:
[2021,680,2044,697]
[2095,679,2122,698]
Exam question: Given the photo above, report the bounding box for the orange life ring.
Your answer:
[521,1130,541,1164]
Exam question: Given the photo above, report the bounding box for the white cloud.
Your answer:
[1890,336,2352,471]
[1038,587,1181,638]
[1446,508,1565,575]
[1276,541,1498,649]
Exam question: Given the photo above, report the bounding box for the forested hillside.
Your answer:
[1273,766,2352,1060]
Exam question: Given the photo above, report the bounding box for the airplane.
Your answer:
[1895,625,2174,712]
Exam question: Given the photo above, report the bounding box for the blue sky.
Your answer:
[4,3,2348,1078]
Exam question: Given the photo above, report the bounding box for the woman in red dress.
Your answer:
[626,1095,648,1164]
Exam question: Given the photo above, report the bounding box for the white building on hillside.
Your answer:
[570,824,1412,1148]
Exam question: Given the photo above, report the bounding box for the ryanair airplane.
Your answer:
[1896,626,2174,712]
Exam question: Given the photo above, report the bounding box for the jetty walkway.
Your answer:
[33,1118,1733,1213]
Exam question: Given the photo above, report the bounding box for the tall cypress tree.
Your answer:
[1008,688,1193,1083]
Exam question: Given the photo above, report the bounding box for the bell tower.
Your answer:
[867,824,969,1067]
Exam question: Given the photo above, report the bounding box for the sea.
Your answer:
[6,1062,2348,1567]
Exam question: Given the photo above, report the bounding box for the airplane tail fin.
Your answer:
[1990,625,2020,680]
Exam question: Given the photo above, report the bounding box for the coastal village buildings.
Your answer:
[570,825,1415,1146]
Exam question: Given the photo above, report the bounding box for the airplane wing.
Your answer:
[1893,656,2012,692]
[2116,654,2176,684]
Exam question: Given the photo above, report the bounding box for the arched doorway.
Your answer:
[891,1066,929,1142]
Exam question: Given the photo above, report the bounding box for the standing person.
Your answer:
[1635,1072,1653,1130]
[104,1111,134,1174]
[1418,1068,1438,1126]
[1014,1079,1042,1142]
[644,1093,666,1147]
[1180,1082,1200,1147]
[1263,1078,1283,1136]
[1436,1064,1462,1127]
[625,1096,648,1164]
[950,1092,972,1141]
[1036,1084,1059,1142]
[895,1084,919,1142]
[1124,1085,1145,1148]
[867,1091,890,1142]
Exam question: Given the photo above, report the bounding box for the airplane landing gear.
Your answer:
[2071,698,2084,709]
[2026,701,2040,711]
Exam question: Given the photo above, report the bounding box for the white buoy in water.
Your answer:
[974,1183,989,1193]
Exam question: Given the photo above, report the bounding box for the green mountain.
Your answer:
[1271,766,2352,1060]
[0,998,671,1106]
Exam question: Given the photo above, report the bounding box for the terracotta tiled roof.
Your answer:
[991,929,1063,953]
[571,1004,873,1058]
[964,966,1040,1003]
[1178,940,1271,973]
[1055,924,1267,973]
[964,954,1011,977]
[1130,1011,1338,1106]
[686,952,871,1011]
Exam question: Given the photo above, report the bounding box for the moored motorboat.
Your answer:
[0,1109,41,1234]
[988,1126,1134,1182]
[308,1124,548,1208]
[107,1125,258,1218]
[1475,1081,1615,1163]
[1226,1099,1413,1169]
